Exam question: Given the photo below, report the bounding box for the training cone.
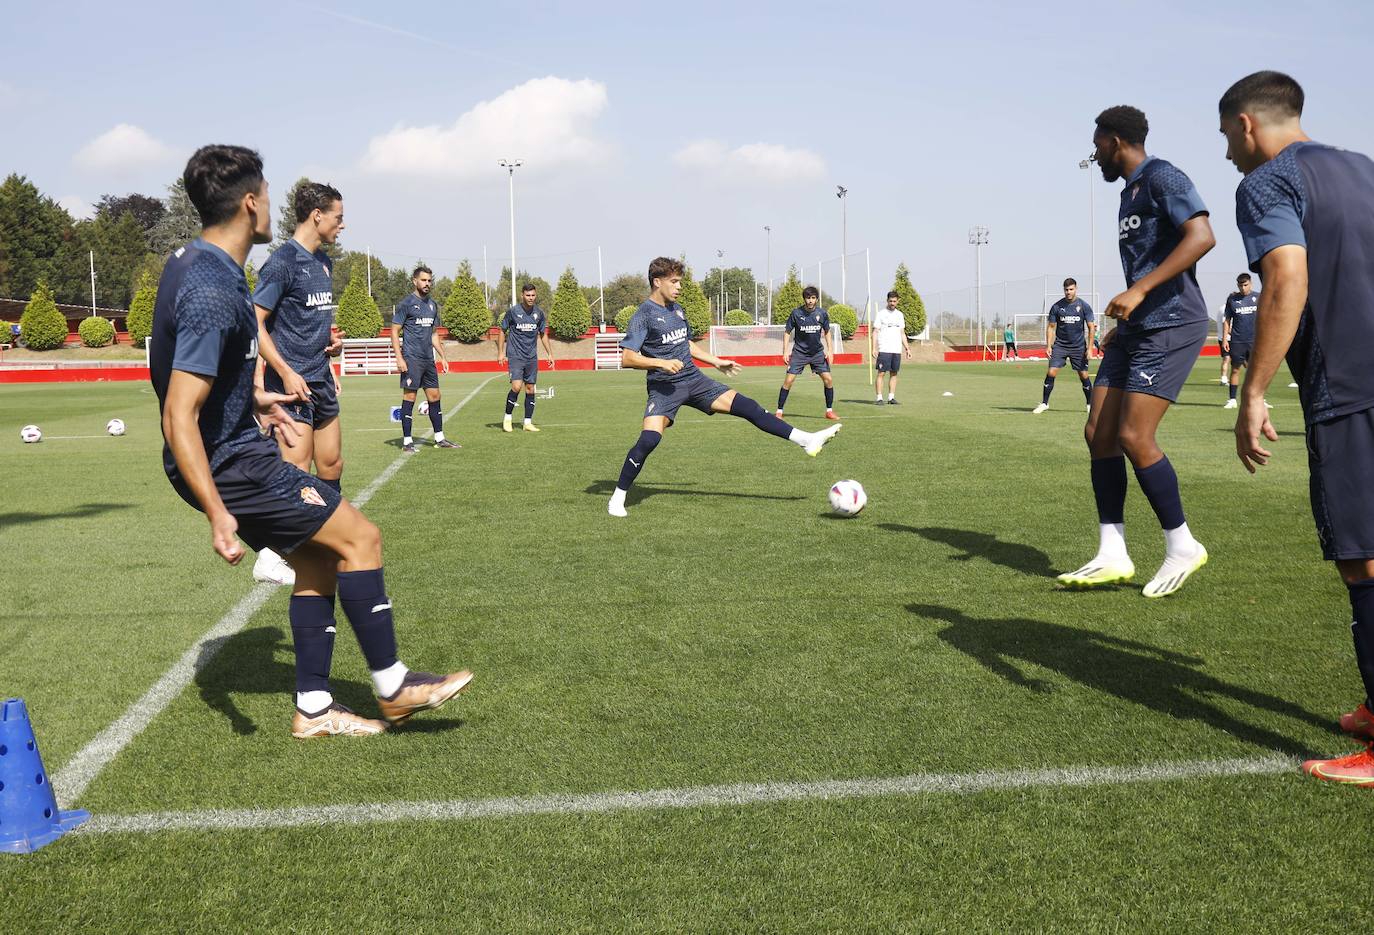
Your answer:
[0,698,89,854]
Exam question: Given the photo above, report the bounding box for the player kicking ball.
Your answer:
[1058,106,1214,598]
[775,286,838,420]
[152,145,471,738]
[608,257,841,518]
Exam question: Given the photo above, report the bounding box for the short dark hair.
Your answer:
[1237,272,1252,284]
[1063,277,1078,288]
[887,290,899,300]
[647,256,684,287]
[1094,105,1149,146]
[412,264,432,279]
[802,286,819,300]
[521,283,537,294]
[1219,71,1304,120]
[183,144,265,228]
[294,181,342,225]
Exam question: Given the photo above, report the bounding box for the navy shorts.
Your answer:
[876,352,902,374]
[1308,408,1374,561]
[1094,319,1207,402]
[508,357,538,385]
[644,371,731,424]
[1049,343,1088,372]
[170,446,342,555]
[1227,342,1253,367]
[264,371,339,427]
[787,350,830,375]
[400,357,439,391]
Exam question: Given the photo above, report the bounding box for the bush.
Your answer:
[78,316,116,348]
[126,272,157,347]
[678,266,711,339]
[772,266,804,324]
[549,266,593,340]
[20,280,67,350]
[892,263,927,336]
[3,322,21,347]
[828,303,858,339]
[724,309,752,326]
[614,305,637,332]
[441,261,491,343]
[335,260,383,339]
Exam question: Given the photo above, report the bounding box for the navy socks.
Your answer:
[825,386,835,409]
[400,399,414,439]
[318,477,341,493]
[1348,578,1374,709]
[428,401,443,434]
[1134,455,1186,531]
[505,390,518,415]
[525,392,535,421]
[1228,383,1238,400]
[1042,376,1055,405]
[1090,456,1128,525]
[617,430,661,491]
[1081,377,1092,403]
[778,387,790,410]
[289,595,335,694]
[729,394,793,440]
[336,568,399,672]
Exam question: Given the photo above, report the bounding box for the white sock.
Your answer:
[1164,522,1199,557]
[787,428,811,447]
[876,394,882,401]
[888,393,895,401]
[524,418,532,425]
[296,690,332,715]
[610,488,627,505]
[403,436,413,445]
[433,430,445,442]
[372,661,409,698]
[1097,523,1128,561]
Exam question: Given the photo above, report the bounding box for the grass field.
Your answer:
[1,359,1370,932]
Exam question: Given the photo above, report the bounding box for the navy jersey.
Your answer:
[1222,291,1259,344]
[1237,141,1374,424]
[150,240,276,477]
[501,304,546,359]
[1047,298,1094,346]
[252,239,336,382]
[620,299,697,385]
[1116,156,1210,334]
[392,294,441,361]
[785,306,831,356]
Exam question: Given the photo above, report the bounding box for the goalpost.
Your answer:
[1011,313,1047,359]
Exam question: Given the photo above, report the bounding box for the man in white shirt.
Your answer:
[871,291,912,404]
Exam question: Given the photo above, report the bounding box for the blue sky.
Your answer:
[3,0,1368,313]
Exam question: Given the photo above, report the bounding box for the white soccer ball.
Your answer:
[417,400,429,416]
[106,418,126,436]
[828,479,867,516]
[20,424,42,444]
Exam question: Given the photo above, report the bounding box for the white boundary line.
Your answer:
[77,754,1293,836]
[53,378,496,808]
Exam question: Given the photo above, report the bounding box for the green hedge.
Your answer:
[614,305,637,332]
[126,272,156,348]
[20,280,67,350]
[679,267,711,339]
[772,267,803,324]
[441,263,490,343]
[549,267,593,340]
[724,309,752,326]
[828,304,858,339]
[336,261,383,339]
[892,263,927,336]
[78,316,116,348]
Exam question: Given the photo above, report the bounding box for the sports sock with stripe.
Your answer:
[337,568,399,673]
[1347,577,1374,709]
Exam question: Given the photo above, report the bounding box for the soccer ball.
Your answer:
[106,418,126,436]
[20,424,42,444]
[417,400,429,416]
[828,479,867,516]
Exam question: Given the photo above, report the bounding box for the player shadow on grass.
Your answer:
[194,626,464,736]
[0,502,132,529]
[912,603,1339,756]
[584,480,805,506]
[880,524,1056,578]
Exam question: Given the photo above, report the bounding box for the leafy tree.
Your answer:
[828,303,858,339]
[0,174,72,299]
[489,267,551,315]
[724,309,752,326]
[95,193,165,239]
[771,265,804,324]
[441,260,490,343]
[126,272,156,347]
[549,266,592,340]
[149,178,202,256]
[244,259,258,293]
[20,279,67,350]
[129,252,165,300]
[86,212,148,308]
[430,276,454,308]
[891,263,927,336]
[679,265,711,339]
[614,305,636,332]
[78,316,116,348]
[701,266,757,315]
[335,260,382,339]
[602,273,647,317]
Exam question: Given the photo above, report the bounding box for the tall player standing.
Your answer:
[250,181,345,587]
[1224,70,1374,784]
[1220,272,1259,408]
[391,266,457,453]
[152,145,471,737]
[871,290,911,404]
[1057,106,1215,598]
[775,286,837,420]
[497,283,554,433]
[1032,278,1096,414]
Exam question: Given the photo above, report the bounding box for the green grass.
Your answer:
[1,361,1369,933]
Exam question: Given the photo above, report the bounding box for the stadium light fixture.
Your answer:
[1079,154,1097,313]
[969,226,989,347]
[763,226,772,323]
[836,186,848,305]
[499,159,523,308]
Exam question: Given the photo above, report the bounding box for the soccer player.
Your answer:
[1003,320,1018,361]
[391,265,456,453]
[872,290,912,402]
[249,181,345,587]
[497,282,554,433]
[1224,70,1374,784]
[776,286,837,419]
[1215,305,1232,386]
[1057,106,1215,598]
[1032,279,1096,414]
[152,145,471,737]
[1220,273,1259,408]
[608,257,842,518]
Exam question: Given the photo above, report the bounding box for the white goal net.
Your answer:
[708,324,844,358]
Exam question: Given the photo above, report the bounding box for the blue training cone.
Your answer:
[0,698,89,854]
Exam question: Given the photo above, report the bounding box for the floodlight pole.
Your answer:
[1079,157,1097,308]
[483,244,490,305]
[764,225,771,323]
[365,245,372,296]
[88,250,96,315]
[500,158,523,309]
[716,249,725,322]
[836,186,848,306]
[597,245,606,331]
[969,226,989,347]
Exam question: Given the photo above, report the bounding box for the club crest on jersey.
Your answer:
[300,486,327,507]
[1130,184,1141,201]
[322,264,330,277]
[676,310,685,320]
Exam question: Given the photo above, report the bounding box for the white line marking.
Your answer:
[77,754,1292,836]
[53,377,496,807]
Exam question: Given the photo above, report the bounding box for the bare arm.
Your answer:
[1046,322,1057,346]
[1236,245,1308,473]
[432,330,447,370]
[823,328,834,362]
[689,341,740,375]
[621,348,683,374]
[541,331,554,368]
[1106,215,1216,320]
[390,326,406,373]
[496,326,506,362]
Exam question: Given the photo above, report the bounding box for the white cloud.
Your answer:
[674,139,826,184]
[73,124,175,173]
[361,77,611,178]
[57,195,94,220]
